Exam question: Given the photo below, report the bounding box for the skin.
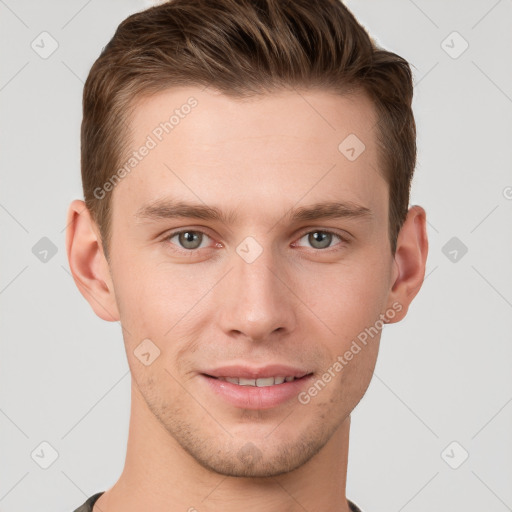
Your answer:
[66,86,428,512]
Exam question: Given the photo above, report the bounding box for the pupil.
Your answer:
[181,231,200,249]
[310,231,331,249]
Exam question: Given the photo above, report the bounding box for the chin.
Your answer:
[180,424,333,478]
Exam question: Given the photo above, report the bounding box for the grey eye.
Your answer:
[307,231,333,249]
[295,230,345,250]
[176,231,204,250]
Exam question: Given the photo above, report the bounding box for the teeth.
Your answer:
[256,377,275,387]
[239,378,256,386]
[216,376,296,386]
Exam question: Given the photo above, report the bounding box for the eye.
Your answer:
[164,230,212,251]
[294,230,348,250]
[162,228,349,254]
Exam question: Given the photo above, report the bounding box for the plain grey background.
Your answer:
[0,1,511,511]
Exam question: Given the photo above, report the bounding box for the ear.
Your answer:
[385,205,428,323]
[65,199,120,322]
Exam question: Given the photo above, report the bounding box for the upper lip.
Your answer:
[203,364,311,379]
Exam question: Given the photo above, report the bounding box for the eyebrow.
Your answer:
[134,198,373,225]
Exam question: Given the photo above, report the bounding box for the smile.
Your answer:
[212,376,298,386]
[201,372,314,409]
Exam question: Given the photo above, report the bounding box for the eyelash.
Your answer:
[162,228,350,254]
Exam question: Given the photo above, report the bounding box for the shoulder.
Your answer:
[348,498,364,512]
[72,492,105,512]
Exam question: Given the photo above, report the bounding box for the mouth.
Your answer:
[199,366,315,410]
[202,374,310,387]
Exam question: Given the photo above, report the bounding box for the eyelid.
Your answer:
[162,227,351,253]
[295,227,351,242]
[162,228,218,253]
[292,228,350,250]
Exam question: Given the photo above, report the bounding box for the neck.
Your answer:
[96,380,353,512]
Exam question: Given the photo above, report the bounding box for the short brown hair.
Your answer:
[81,0,416,260]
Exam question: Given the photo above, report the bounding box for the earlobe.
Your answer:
[385,205,429,324]
[65,199,120,322]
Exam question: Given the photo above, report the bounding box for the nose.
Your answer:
[215,242,298,342]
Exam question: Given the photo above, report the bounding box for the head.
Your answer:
[81,0,417,261]
[67,0,427,478]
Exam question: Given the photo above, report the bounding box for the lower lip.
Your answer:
[200,374,314,410]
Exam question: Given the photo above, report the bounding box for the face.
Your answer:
[104,86,399,477]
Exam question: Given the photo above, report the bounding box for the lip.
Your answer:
[199,365,314,410]
[202,364,311,379]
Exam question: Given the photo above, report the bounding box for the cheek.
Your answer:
[302,258,390,334]
[298,258,387,397]
[112,256,174,320]
[111,258,212,360]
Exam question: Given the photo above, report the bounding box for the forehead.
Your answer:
[111,86,386,229]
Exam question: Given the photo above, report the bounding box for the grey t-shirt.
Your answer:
[73,491,364,511]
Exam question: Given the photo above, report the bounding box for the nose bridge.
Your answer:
[216,238,296,341]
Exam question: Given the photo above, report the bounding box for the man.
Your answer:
[66,0,428,510]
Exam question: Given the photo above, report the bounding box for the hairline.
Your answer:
[98,83,393,262]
